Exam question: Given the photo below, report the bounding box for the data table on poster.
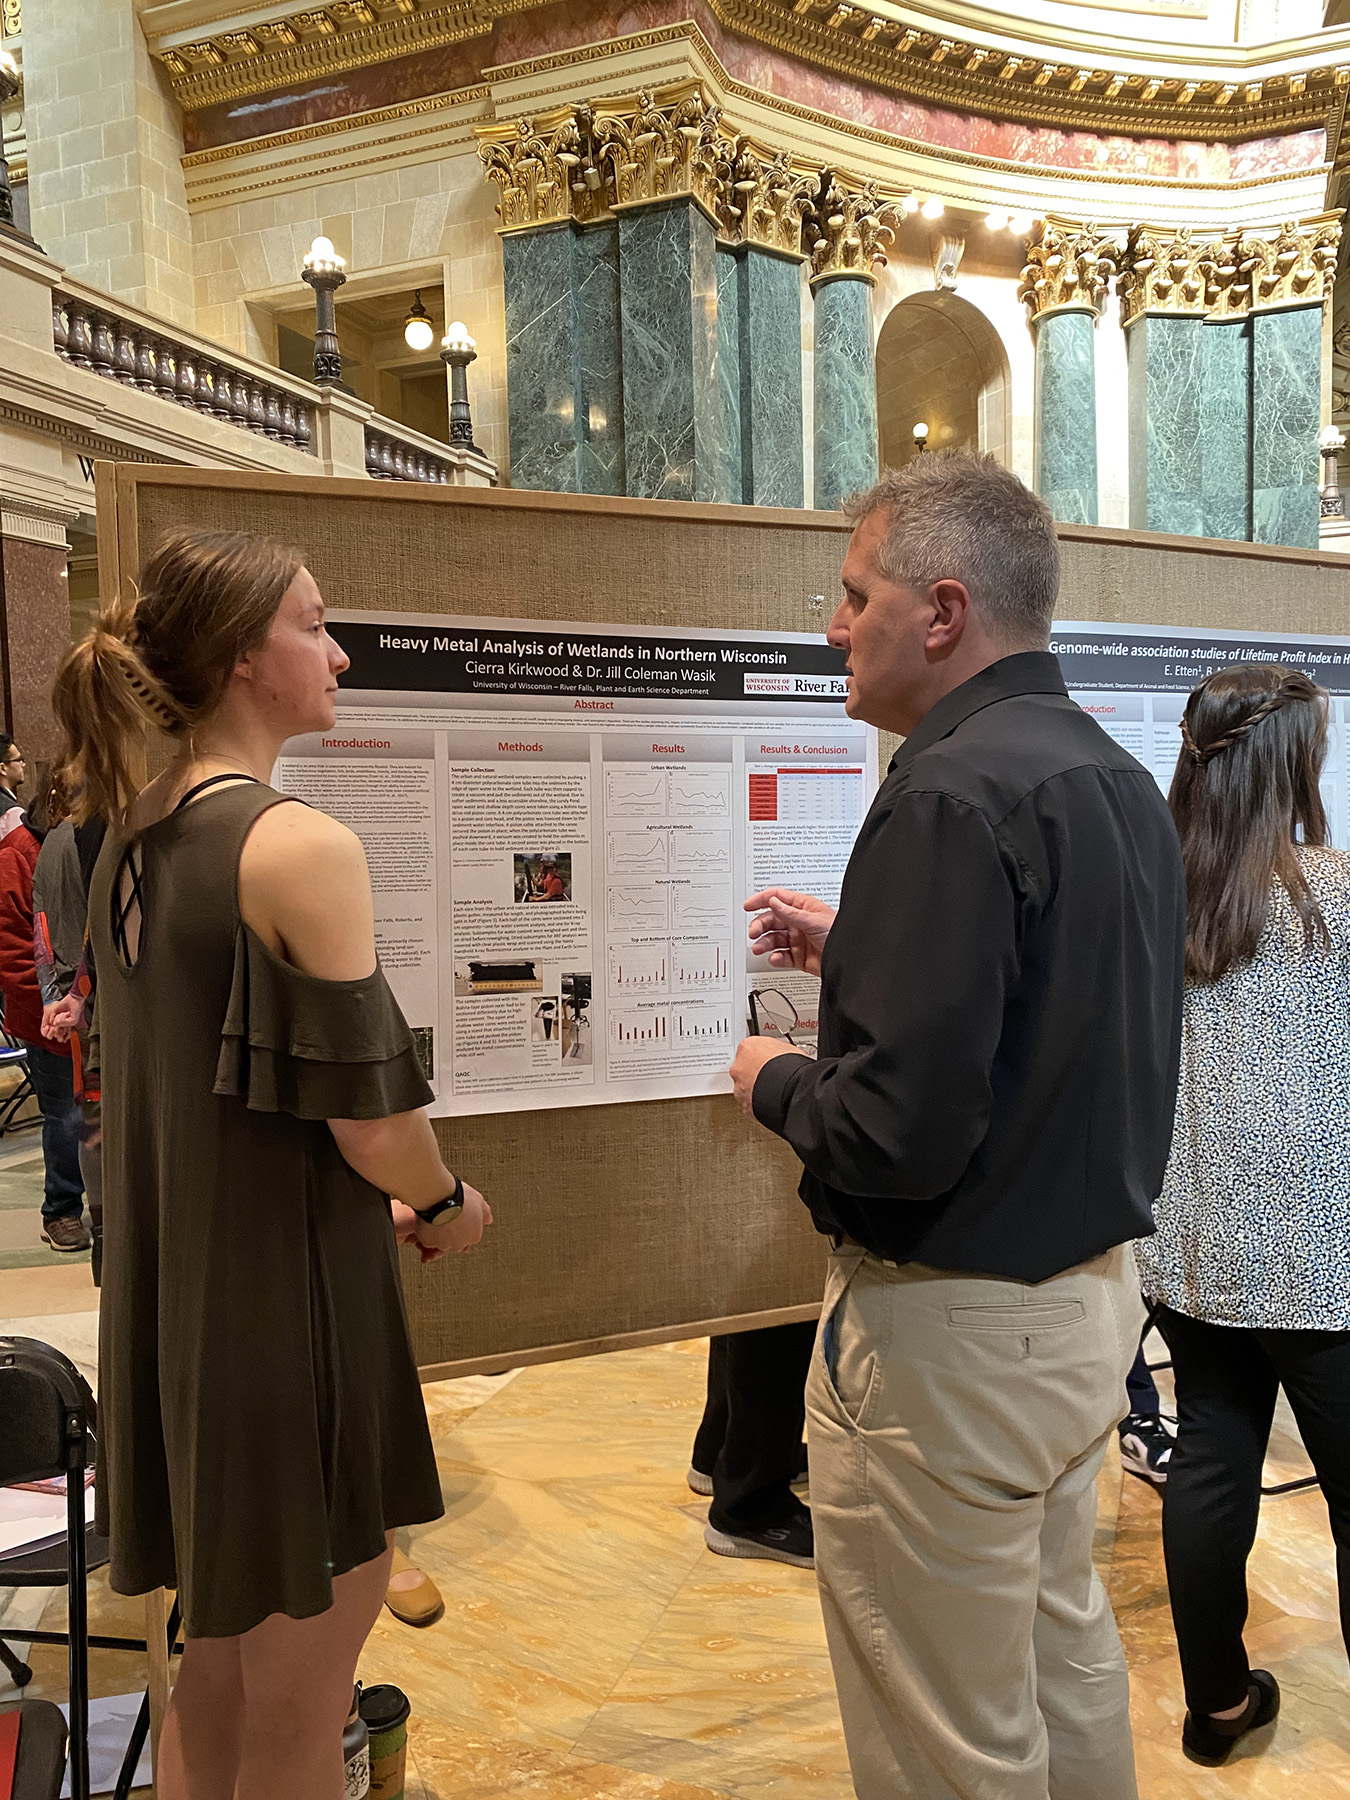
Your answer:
[277,610,877,1117]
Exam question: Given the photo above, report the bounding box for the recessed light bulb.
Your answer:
[985,210,1009,231]
[920,197,945,220]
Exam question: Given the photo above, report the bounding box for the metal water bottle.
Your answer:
[343,1684,370,1798]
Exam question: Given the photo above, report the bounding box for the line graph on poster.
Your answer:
[669,885,730,929]
[607,831,669,874]
[606,769,667,817]
[668,770,730,817]
[671,831,729,873]
[607,885,669,930]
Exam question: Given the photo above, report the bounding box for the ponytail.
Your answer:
[52,530,303,829]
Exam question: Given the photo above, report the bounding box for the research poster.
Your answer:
[1052,620,1350,847]
[276,612,879,1118]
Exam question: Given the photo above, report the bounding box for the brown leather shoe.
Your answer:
[384,1547,443,1627]
[41,1215,92,1253]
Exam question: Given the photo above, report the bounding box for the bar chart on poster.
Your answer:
[275,611,878,1117]
[1052,620,1350,849]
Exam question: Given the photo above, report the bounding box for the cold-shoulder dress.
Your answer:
[89,781,444,1638]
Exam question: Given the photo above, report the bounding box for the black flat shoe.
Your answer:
[1182,1670,1280,1765]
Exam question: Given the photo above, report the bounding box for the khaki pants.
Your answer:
[807,1242,1144,1800]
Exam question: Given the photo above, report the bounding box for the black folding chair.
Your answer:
[0,1339,183,1800]
[0,1034,38,1136]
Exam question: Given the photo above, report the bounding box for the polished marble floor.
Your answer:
[0,1230,1346,1797]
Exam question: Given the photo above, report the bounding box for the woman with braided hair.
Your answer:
[49,530,492,1799]
[1137,662,1350,1766]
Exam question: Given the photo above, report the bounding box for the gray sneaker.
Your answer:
[41,1216,91,1253]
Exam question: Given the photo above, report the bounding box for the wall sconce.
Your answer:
[301,236,347,387]
[403,292,434,353]
[913,422,930,454]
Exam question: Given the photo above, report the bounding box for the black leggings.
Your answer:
[1155,1304,1350,1714]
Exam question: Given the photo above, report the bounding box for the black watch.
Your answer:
[413,1176,464,1225]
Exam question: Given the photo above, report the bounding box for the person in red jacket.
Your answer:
[0,767,87,1251]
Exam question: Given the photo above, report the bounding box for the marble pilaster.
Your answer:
[1032,310,1099,526]
[812,276,878,513]
[618,200,720,504]
[739,250,805,510]
[1252,306,1322,549]
[503,225,583,494]
[0,533,71,760]
[501,222,626,496]
[716,244,744,506]
[1126,316,1205,537]
[573,222,625,498]
[1200,319,1252,542]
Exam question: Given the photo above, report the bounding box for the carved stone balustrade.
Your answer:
[52,290,316,455]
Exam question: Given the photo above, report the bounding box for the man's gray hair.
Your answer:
[843,451,1060,649]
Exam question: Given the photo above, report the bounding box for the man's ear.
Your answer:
[925,580,973,652]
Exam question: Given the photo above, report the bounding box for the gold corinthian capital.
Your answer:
[803,174,902,286]
[1018,218,1118,322]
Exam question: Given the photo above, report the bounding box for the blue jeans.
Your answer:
[22,1041,84,1223]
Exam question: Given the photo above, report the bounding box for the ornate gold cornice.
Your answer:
[803,172,900,285]
[1117,211,1342,324]
[148,0,1350,142]
[1018,217,1117,320]
[477,82,833,256]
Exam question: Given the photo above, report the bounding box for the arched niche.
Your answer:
[875,290,1013,471]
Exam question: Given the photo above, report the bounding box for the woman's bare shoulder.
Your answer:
[242,799,367,888]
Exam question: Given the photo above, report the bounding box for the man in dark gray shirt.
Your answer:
[730,453,1184,1800]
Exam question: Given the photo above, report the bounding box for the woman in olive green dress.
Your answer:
[50,530,492,1800]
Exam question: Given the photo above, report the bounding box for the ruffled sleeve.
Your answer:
[214,924,434,1120]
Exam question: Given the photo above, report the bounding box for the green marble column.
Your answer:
[1200,319,1252,542]
[503,224,581,493]
[1127,314,1205,536]
[813,274,878,512]
[1032,309,1099,525]
[739,249,805,509]
[1252,305,1322,548]
[716,244,743,506]
[618,199,720,503]
[501,221,624,495]
[573,221,626,497]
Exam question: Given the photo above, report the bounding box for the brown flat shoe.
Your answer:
[384,1547,443,1627]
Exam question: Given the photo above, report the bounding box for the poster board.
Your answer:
[96,466,1350,1377]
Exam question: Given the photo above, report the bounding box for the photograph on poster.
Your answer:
[275,611,879,1117]
[514,853,572,902]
